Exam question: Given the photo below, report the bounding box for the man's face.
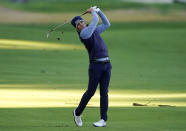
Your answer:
[77,20,87,31]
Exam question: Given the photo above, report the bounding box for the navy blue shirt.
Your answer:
[78,10,110,61]
[80,29,109,60]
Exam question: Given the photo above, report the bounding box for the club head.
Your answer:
[57,37,61,40]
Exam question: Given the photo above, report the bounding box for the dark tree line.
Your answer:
[173,0,186,3]
[10,0,186,4]
[11,0,28,3]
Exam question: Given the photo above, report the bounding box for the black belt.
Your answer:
[91,59,110,64]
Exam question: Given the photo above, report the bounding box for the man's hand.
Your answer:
[92,6,100,13]
[87,7,94,13]
[87,6,100,13]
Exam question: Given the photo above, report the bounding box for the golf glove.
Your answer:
[92,6,100,13]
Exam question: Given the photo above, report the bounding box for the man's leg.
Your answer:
[99,63,112,121]
[75,64,102,116]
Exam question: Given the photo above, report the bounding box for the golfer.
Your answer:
[71,6,112,127]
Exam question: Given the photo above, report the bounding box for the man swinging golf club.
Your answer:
[71,6,112,127]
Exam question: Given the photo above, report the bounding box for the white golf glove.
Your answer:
[92,6,100,13]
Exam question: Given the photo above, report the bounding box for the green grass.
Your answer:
[0,22,186,130]
[0,107,186,131]
[0,0,186,12]
[0,22,186,91]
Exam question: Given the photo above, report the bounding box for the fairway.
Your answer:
[1,107,186,131]
[0,22,186,130]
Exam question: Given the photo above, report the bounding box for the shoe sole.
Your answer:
[93,124,106,127]
[73,110,78,127]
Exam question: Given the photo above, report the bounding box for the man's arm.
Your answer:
[96,10,111,34]
[80,10,99,39]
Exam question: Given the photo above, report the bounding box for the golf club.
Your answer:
[46,11,88,39]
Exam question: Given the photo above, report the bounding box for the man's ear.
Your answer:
[77,27,80,32]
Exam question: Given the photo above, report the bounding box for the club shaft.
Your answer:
[80,11,88,16]
[47,10,88,38]
[50,20,70,32]
[51,11,87,32]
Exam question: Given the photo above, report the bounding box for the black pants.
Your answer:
[76,62,112,121]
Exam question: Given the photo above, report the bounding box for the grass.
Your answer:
[0,22,186,92]
[0,107,186,131]
[0,0,186,12]
[0,22,186,130]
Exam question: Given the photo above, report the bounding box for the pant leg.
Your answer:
[99,62,112,121]
[76,63,103,116]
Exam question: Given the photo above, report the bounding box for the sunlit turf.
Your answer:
[0,39,83,50]
[0,88,186,108]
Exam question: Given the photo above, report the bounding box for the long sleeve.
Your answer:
[96,10,111,34]
[80,11,99,39]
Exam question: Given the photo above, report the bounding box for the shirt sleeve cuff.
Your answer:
[91,10,97,15]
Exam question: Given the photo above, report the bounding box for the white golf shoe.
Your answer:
[93,119,106,127]
[73,109,82,127]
